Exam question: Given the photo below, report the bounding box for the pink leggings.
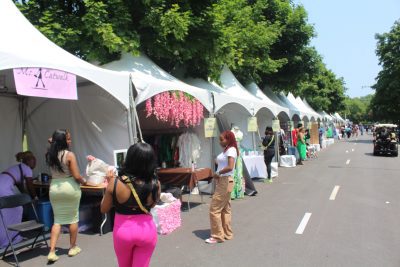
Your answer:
[113,214,157,267]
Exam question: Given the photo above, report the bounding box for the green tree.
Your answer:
[343,94,373,123]
[259,1,316,94]
[210,0,283,83]
[299,59,346,113]
[15,0,140,63]
[15,0,345,112]
[370,20,400,123]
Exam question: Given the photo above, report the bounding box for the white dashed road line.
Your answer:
[346,159,350,165]
[296,213,312,235]
[351,148,354,152]
[329,186,340,200]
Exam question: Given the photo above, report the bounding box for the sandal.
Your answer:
[205,237,222,244]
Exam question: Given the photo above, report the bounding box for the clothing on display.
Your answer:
[230,127,244,199]
[145,132,201,168]
[177,132,201,168]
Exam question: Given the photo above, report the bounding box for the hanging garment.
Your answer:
[177,132,201,168]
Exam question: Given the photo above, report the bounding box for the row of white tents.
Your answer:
[0,0,344,172]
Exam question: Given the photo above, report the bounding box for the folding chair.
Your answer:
[0,193,49,267]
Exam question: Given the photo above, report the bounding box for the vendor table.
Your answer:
[156,168,213,210]
[157,168,212,189]
[32,181,108,235]
[280,155,296,167]
[242,155,278,179]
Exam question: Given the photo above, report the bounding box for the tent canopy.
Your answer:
[218,66,267,115]
[102,53,212,111]
[318,111,334,122]
[295,96,320,121]
[333,112,345,122]
[302,98,321,121]
[0,0,131,171]
[245,82,289,118]
[276,93,301,119]
[263,87,299,119]
[0,0,129,108]
[286,93,312,120]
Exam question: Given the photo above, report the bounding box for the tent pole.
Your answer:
[19,96,28,149]
[128,74,144,145]
[210,93,216,170]
[128,75,137,145]
[252,132,256,151]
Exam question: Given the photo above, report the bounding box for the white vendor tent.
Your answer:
[276,93,301,123]
[286,93,311,122]
[295,96,320,121]
[245,82,290,118]
[102,53,212,111]
[0,0,132,172]
[303,98,321,122]
[333,112,345,123]
[218,66,267,115]
[102,53,215,169]
[318,111,334,123]
[263,87,298,121]
[216,66,270,150]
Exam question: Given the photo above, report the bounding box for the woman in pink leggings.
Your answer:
[101,143,160,267]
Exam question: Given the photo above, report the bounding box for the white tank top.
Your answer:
[50,150,72,178]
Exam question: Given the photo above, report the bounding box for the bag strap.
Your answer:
[121,176,149,214]
[1,171,18,184]
[18,164,25,181]
[262,135,275,150]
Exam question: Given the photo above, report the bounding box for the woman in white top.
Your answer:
[206,131,238,244]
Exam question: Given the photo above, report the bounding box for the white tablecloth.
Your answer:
[310,144,320,152]
[242,155,278,179]
[326,138,335,146]
[280,155,296,167]
[321,139,327,149]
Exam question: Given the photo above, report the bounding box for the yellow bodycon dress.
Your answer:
[49,150,82,225]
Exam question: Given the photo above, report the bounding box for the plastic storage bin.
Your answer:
[36,200,54,230]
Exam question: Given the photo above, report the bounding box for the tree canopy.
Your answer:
[343,94,373,124]
[14,0,347,113]
[370,20,400,124]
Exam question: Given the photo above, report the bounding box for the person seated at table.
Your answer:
[101,142,161,267]
[46,129,86,262]
[0,151,37,248]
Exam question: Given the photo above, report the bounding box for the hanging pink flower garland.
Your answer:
[145,91,204,128]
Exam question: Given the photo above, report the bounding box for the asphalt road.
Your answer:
[3,134,400,267]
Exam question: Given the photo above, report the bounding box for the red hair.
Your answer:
[222,130,239,155]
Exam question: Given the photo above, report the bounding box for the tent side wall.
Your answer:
[0,96,23,170]
[27,84,130,173]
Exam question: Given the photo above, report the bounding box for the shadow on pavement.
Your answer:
[1,244,54,266]
[346,139,372,144]
[192,229,210,240]
[180,201,203,212]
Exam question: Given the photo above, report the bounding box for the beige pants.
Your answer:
[209,176,234,242]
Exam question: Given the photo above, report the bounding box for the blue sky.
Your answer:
[295,0,400,98]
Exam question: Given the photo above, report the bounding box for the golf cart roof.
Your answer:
[374,123,398,128]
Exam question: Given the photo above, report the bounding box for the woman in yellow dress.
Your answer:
[46,129,87,262]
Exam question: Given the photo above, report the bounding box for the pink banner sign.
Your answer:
[13,67,77,100]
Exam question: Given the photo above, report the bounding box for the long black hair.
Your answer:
[46,129,69,173]
[119,142,159,203]
[265,126,274,136]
